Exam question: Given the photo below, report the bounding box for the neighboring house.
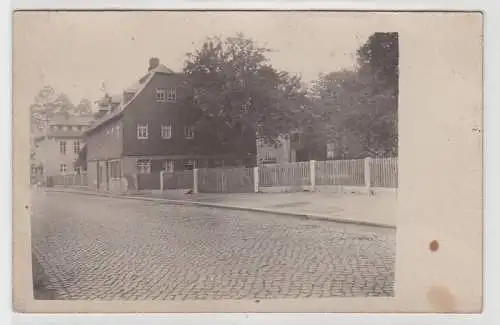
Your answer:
[83,58,257,192]
[32,114,94,178]
[287,131,341,162]
[256,135,296,164]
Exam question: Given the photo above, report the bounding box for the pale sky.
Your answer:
[13,11,383,111]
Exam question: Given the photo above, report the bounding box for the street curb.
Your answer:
[45,188,396,230]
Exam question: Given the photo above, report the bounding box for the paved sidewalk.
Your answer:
[45,186,396,228]
[150,190,396,228]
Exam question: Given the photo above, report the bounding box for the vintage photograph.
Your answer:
[20,11,400,302]
[12,10,484,313]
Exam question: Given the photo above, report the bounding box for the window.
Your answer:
[74,166,81,174]
[183,159,195,171]
[136,159,151,174]
[326,143,335,159]
[73,140,80,154]
[161,124,172,139]
[137,124,148,139]
[110,160,121,179]
[241,102,250,114]
[156,88,166,102]
[167,88,176,102]
[59,141,67,155]
[163,160,174,173]
[60,164,67,174]
[265,151,275,161]
[184,125,195,139]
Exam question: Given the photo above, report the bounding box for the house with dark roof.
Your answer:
[32,114,94,179]
[84,58,257,192]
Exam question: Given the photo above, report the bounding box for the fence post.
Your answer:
[160,170,165,192]
[364,157,372,193]
[193,168,199,194]
[310,160,316,191]
[253,166,259,193]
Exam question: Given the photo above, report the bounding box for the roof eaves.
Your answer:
[84,72,156,136]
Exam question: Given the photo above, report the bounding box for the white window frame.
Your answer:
[59,140,67,155]
[60,163,67,174]
[163,160,175,173]
[161,124,172,139]
[136,159,151,174]
[137,124,148,139]
[326,143,335,159]
[183,159,195,170]
[156,88,166,102]
[265,151,275,161]
[73,140,80,154]
[166,88,176,102]
[184,125,195,139]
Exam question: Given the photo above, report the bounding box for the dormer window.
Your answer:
[167,88,176,102]
[156,88,166,102]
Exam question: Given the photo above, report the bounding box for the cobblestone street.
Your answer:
[31,190,396,301]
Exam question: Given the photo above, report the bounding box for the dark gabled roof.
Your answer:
[84,64,177,136]
[49,114,94,126]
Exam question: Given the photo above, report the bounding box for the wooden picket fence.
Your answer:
[48,173,88,187]
[259,162,310,187]
[370,157,398,188]
[162,171,194,190]
[315,159,365,186]
[198,167,254,193]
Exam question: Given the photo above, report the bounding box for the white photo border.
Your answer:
[3,0,499,324]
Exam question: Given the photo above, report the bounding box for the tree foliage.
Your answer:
[30,85,94,133]
[182,34,309,145]
[30,86,73,132]
[310,32,398,158]
[74,98,93,116]
[357,32,399,93]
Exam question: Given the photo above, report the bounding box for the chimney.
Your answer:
[148,57,160,71]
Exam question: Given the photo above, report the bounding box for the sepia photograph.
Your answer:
[12,10,482,313]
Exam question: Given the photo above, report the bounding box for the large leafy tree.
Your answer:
[30,85,75,132]
[310,32,398,158]
[181,34,309,147]
[357,32,399,93]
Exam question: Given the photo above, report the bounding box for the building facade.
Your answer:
[256,135,296,164]
[32,115,94,179]
[84,58,257,192]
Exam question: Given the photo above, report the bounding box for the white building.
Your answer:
[32,114,94,177]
